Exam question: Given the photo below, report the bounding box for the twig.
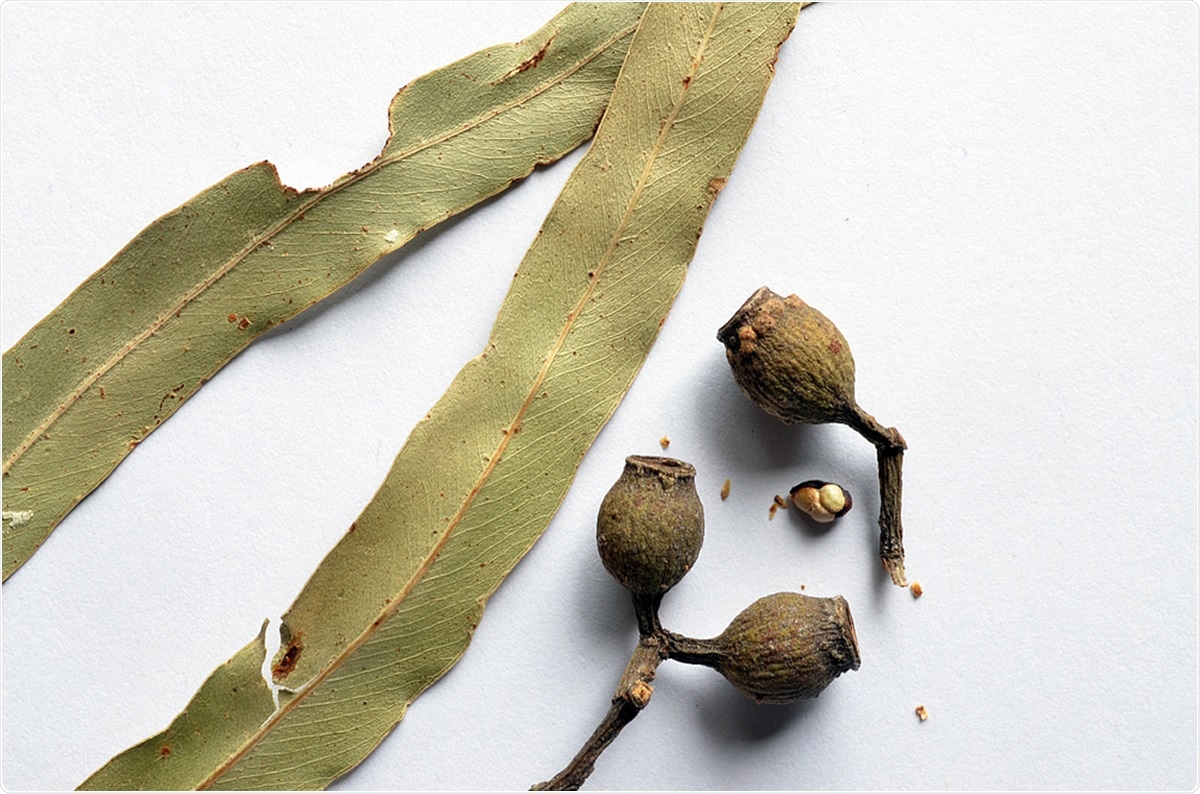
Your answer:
[532,637,666,790]
[847,405,908,585]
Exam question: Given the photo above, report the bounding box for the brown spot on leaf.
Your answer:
[516,33,556,73]
[228,313,238,323]
[829,339,842,354]
[237,316,251,331]
[706,176,727,196]
[273,637,303,679]
[159,745,171,760]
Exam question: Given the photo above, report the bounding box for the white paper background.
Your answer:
[1,2,1196,790]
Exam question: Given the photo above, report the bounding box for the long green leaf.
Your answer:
[81,3,801,789]
[0,2,645,580]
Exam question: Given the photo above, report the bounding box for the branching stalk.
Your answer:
[533,637,666,791]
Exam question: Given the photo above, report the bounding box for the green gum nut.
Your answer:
[717,286,857,425]
[714,592,860,704]
[596,456,705,596]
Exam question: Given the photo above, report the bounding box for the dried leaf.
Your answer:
[0,2,645,580]
[81,3,800,788]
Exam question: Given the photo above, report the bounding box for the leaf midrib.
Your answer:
[1,19,640,477]
[195,6,722,788]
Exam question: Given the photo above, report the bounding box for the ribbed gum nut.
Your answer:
[714,592,860,704]
[596,456,705,596]
[717,287,857,425]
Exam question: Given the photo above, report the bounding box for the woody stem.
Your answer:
[847,404,908,586]
[531,636,666,791]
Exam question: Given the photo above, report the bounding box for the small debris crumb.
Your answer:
[915,704,929,721]
[773,494,787,508]
[910,581,924,599]
[768,502,780,521]
[384,229,400,243]
[659,435,670,449]
[800,584,806,591]
[720,478,731,501]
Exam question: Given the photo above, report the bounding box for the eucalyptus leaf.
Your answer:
[0,2,645,580]
[81,2,801,788]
